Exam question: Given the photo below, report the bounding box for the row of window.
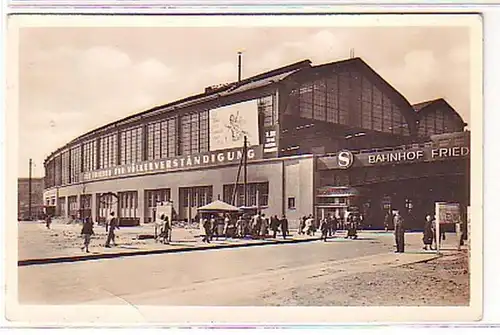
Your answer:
[45,109,219,187]
[417,108,463,137]
[285,72,411,136]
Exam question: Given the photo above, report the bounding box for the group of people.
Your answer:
[78,211,119,253]
[200,212,290,243]
[298,213,362,241]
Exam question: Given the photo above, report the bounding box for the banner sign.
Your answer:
[436,202,461,225]
[317,145,470,170]
[82,145,263,182]
[263,124,279,158]
[209,100,260,151]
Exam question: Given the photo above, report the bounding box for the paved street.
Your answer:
[18,231,467,306]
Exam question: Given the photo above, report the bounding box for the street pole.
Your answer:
[28,158,32,220]
[243,136,248,207]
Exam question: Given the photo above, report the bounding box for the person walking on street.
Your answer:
[104,212,119,248]
[271,215,280,238]
[394,210,405,253]
[320,217,330,242]
[305,215,314,236]
[162,215,171,244]
[210,215,218,240]
[236,215,245,238]
[202,217,212,243]
[80,217,95,253]
[423,214,434,250]
[280,214,289,239]
[45,215,52,229]
[298,216,306,235]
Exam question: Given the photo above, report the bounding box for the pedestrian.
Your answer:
[260,214,268,237]
[320,217,329,242]
[236,215,245,238]
[298,216,306,235]
[270,215,280,238]
[45,214,52,229]
[280,214,289,239]
[345,214,358,239]
[253,213,262,238]
[210,215,217,240]
[162,215,171,244]
[455,219,463,251]
[80,217,94,253]
[327,215,335,237]
[202,217,212,243]
[305,215,314,236]
[331,215,338,236]
[384,210,392,232]
[104,212,119,248]
[224,214,231,238]
[394,210,405,253]
[423,214,434,250]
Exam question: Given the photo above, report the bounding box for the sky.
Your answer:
[17,25,471,178]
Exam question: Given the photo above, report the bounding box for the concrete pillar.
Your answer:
[137,189,145,224]
[213,184,223,203]
[76,194,81,219]
[91,193,97,223]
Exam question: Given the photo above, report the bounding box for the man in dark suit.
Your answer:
[394,210,405,253]
[280,215,289,239]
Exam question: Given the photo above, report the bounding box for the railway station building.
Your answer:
[43,57,470,229]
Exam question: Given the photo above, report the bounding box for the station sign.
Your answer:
[317,145,470,170]
[82,145,263,182]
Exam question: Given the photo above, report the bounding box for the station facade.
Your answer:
[43,57,470,228]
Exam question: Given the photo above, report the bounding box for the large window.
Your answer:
[147,118,177,160]
[82,140,97,172]
[120,127,143,165]
[99,133,117,169]
[69,145,81,183]
[179,186,213,208]
[54,154,62,186]
[61,151,70,185]
[179,111,209,155]
[290,72,411,136]
[118,191,138,219]
[223,182,269,207]
[44,159,55,188]
[145,188,172,222]
[258,95,278,126]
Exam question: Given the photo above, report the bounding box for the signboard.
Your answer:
[209,100,259,151]
[156,202,174,224]
[263,124,279,158]
[338,150,354,169]
[82,145,263,182]
[437,202,461,225]
[435,202,462,252]
[317,145,470,170]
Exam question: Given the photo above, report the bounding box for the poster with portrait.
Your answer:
[209,100,260,151]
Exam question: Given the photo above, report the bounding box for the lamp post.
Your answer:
[28,159,32,221]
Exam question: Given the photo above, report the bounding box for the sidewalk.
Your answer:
[18,222,322,266]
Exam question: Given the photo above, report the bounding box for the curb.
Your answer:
[18,237,321,267]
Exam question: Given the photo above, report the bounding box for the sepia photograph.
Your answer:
[6,13,483,324]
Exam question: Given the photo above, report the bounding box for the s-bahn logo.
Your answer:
[338,150,354,169]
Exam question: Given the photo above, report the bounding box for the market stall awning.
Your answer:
[197,200,241,212]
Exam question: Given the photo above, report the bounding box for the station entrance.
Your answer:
[316,154,470,230]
